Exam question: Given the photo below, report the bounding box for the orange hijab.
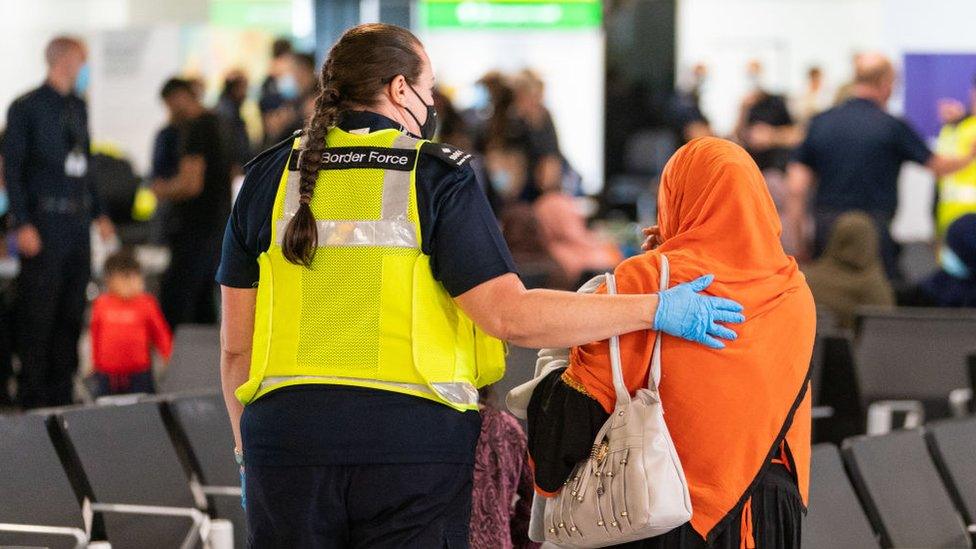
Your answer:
[566,137,815,541]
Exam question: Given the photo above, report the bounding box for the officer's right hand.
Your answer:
[654,275,745,350]
[16,225,42,258]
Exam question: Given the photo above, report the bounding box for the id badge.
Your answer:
[65,150,88,178]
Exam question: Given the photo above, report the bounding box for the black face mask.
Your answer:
[405,82,438,140]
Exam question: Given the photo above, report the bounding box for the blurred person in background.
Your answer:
[933,80,976,237]
[899,213,976,307]
[294,52,320,104]
[511,69,580,200]
[668,62,714,144]
[259,38,297,109]
[484,138,530,214]
[792,66,830,126]
[467,70,511,149]
[3,36,115,408]
[88,250,171,397]
[215,70,253,171]
[469,386,539,549]
[786,52,976,281]
[0,132,14,407]
[803,211,894,330]
[432,88,475,152]
[152,78,232,328]
[259,39,301,147]
[734,60,800,173]
[533,171,622,287]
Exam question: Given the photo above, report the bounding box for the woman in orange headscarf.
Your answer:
[527,137,814,548]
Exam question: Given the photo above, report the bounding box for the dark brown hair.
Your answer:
[103,250,142,278]
[281,23,425,267]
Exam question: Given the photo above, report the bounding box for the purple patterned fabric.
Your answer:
[469,406,542,549]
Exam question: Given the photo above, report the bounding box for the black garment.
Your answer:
[745,93,794,173]
[160,229,221,327]
[241,386,481,467]
[2,83,102,228]
[3,83,102,409]
[610,465,802,549]
[747,93,793,127]
[0,275,16,406]
[155,112,232,328]
[526,367,610,493]
[162,112,233,239]
[215,94,253,167]
[150,124,180,179]
[217,111,516,465]
[245,461,474,548]
[16,235,90,408]
[794,97,933,217]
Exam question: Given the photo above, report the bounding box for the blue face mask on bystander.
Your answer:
[277,73,299,100]
[74,63,91,96]
[941,246,971,279]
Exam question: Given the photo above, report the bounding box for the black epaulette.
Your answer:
[420,141,474,169]
[243,129,304,171]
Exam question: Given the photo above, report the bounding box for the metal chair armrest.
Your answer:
[201,485,242,497]
[91,502,210,549]
[0,522,88,549]
[866,400,925,435]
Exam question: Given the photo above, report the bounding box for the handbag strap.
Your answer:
[606,273,631,408]
[606,253,668,408]
[649,254,669,391]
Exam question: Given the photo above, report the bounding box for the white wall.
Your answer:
[677,0,883,137]
[421,29,606,194]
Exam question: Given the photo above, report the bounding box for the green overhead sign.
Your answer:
[210,0,293,33]
[419,0,602,30]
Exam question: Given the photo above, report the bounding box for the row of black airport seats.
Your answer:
[0,393,243,549]
[805,416,976,548]
[809,307,976,442]
[5,392,976,549]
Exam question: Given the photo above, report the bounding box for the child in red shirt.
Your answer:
[89,251,172,397]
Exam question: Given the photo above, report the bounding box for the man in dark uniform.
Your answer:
[3,36,115,408]
[152,78,233,328]
[786,52,976,281]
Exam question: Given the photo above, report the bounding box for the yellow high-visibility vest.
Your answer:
[936,116,976,235]
[235,127,506,411]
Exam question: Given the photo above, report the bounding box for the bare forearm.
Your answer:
[152,177,187,201]
[220,352,249,451]
[499,289,657,348]
[929,154,975,177]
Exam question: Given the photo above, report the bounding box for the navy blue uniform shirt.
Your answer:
[793,97,933,217]
[2,83,102,231]
[217,111,518,466]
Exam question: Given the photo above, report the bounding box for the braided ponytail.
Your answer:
[279,23,425,267]
[281,65,341,266]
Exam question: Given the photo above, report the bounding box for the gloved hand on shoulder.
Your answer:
[654,274,745,349]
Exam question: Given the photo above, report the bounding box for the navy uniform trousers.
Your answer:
[16,216,90,408]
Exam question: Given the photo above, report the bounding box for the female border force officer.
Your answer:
[218,23,745,548]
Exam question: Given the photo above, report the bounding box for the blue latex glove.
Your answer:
[240,466,246,510]
[654,274,745,349]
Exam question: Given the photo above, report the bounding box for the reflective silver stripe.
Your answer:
[274,219,417,247]
[941,182,976,203]
[276,134,421,248]
[258,375,479,406]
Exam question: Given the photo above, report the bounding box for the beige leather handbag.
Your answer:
[539,254,692,547]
